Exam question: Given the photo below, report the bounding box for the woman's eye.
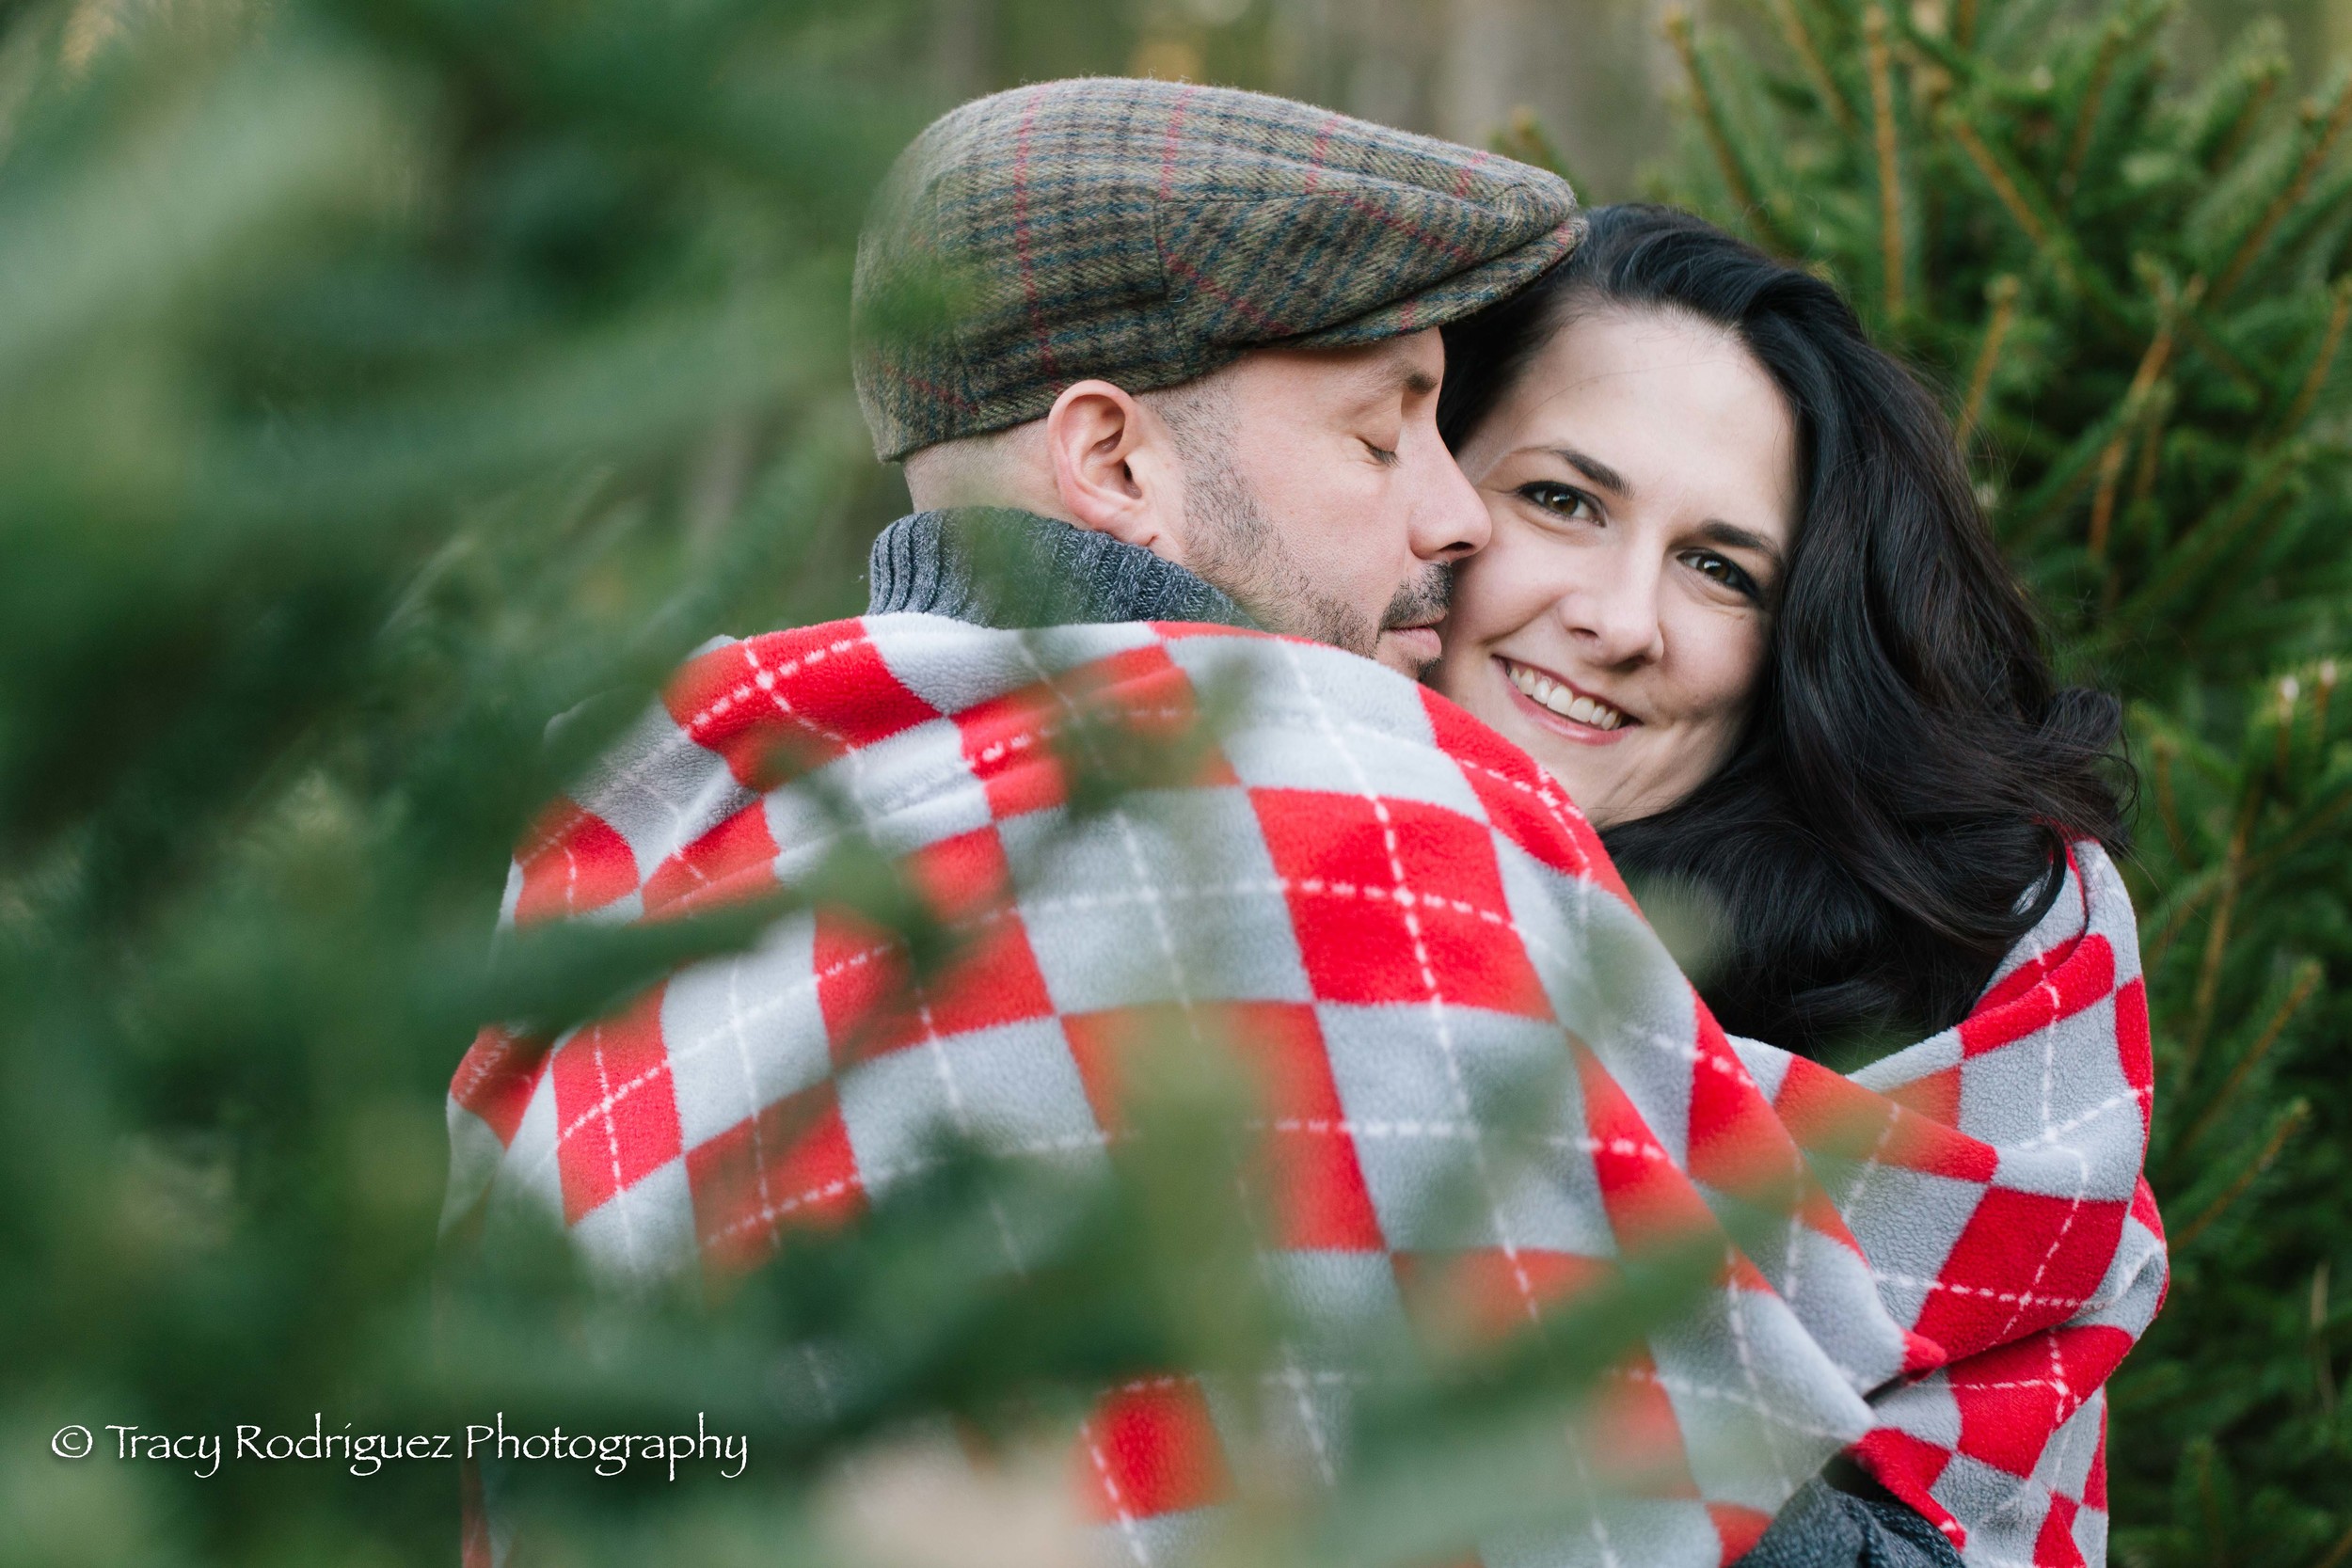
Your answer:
[1685,550,1761,600]
[1517,481,1598,520]
[1363,438,1401,467]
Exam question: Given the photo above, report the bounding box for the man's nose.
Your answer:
[1408,443,1491,564]
[1556,549,1667,667]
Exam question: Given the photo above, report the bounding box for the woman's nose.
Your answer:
[1554,554,1666,666]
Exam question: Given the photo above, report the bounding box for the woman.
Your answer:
[1432,205,2136,1564]
[1435,203,2127,1063]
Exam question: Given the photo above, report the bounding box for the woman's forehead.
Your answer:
[1521,308,1775,415]
[1497,309,1800,530]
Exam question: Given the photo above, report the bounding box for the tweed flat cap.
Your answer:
[852,77,1581,461]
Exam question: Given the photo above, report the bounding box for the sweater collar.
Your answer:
[866,508,1255,631]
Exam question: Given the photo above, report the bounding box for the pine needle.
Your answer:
[2146,863,2223,974]
[2151,736,2189,859]
[2175,958,2323,1153]
[2245,784,2352,884]
[2113,447,2300,628]
[2277,275,2352,437]
[1941,106,2087,299]
[1768,0,1855,133]
[2130,381,2174,507]
[2215,79,2352,304]
[2090,275,2196,560]
[1494,105,1570,182]
[1665,8,1791,255]
[1946,111,2047,246]
[2062,22,2127,200]
[2312,1261,2335,1417]
[2177,792,2257,1085]
[1957,274,2019,446]
[2209,69,2279,172]
[2174,1099,2311,1249]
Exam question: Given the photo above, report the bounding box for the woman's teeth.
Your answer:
[1505,660,1629,730]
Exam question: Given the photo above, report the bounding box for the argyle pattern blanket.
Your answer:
[445,614,2167,1568]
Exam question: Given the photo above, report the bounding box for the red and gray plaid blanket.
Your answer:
[446,614,2167,1568]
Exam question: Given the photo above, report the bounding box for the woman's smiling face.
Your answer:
[1435,306,1801,829]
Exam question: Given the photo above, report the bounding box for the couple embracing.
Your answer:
[447,79,2166,1568]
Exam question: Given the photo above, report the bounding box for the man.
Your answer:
[850,76,1578,673]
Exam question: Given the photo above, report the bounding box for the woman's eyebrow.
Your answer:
[1540,447,1630,497]
[1697,518,1786,565]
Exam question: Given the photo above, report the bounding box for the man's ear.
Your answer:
[1044,380,1187,559]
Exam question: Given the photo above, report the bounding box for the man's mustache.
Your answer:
[1381,562,1454,629]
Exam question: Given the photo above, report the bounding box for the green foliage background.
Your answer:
[0,0,2344,1564]
[1608,0,2352,1560]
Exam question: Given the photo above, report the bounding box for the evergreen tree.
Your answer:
[1509,0,2352,1560]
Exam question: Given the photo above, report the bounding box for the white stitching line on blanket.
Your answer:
[1000,875,1714,1085]
[2026,1085,2148,1148]
[1992,990,2096,1346]
[590,633,900,915]
[2044,1326,2081,1435]
[1633,1367,1857,1446]
[1447,751,1597,877]
[705,638,861,754]
[1960,1376,2106,1566]
[1077,1418,1154,1568]
[579,635,869,842]
[1865,1269,2097,1314]
[912,981,1030,1273]
[587,1018,648,1270]
[703,1132,1112,1245]
[538,939,891,1173]
[719,951,780,1264]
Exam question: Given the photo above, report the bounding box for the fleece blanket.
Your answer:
[445,614,2167,1568]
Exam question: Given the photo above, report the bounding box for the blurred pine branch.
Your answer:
[0,3,1713,1564]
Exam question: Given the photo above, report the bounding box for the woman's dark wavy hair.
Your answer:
[1438,204,2130,1056]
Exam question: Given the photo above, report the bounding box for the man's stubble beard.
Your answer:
[1178,432,1451,669]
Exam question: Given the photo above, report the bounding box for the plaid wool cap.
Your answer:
[852,76,1582,461]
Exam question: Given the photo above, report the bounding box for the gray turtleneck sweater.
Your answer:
[866,508,1254,629]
